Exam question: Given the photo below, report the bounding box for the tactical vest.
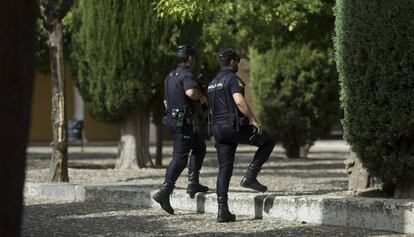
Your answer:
[164,67,193,127]
[207,72,240,129]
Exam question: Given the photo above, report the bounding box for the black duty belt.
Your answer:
[169,106,192,127]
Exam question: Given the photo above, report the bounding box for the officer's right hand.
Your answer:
[251,120,262,134]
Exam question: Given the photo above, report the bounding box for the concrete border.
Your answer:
[24,183,414,234]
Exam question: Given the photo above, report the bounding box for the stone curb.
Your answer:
[24,183,414,234]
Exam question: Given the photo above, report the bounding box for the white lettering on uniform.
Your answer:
[208,83,224,90]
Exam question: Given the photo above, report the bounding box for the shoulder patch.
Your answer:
[238,77,245,89]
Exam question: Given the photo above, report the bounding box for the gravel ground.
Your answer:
[26,141,349,196]
[23,198,411,237]
[23,141,412,236]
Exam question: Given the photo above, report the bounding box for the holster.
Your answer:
[171,107,186,128]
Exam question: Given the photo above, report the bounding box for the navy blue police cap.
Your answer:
[218,48,241,63]
[177,44,196,58]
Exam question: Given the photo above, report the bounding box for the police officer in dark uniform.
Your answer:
[153,45,209,215]
[208,48,276,222]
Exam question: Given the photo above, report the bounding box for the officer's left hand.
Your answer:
[200,95,208,106]
[251,120,262,135]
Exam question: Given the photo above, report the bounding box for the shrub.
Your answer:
[334,0,414,183]
[251,43,340,158]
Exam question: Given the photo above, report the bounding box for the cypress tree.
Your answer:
[334,0,414,197]
[72,0,198,168]
[72,0,163,168]
[72,0,152,122]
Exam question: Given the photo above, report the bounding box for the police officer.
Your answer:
[208,48,276,222]
[153,45,209,215]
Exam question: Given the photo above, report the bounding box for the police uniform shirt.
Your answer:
[208,68,246,122]
[164,63,196,110]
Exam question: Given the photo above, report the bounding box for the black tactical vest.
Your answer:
[164,64,193,112]
[207,70,239,125]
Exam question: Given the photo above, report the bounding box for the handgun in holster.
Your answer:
[171,106,187,128]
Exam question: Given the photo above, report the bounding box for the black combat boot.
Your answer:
[186,171,209,198]
[152,183,175,215]
[240,164,267,192]
[217,197,236,223]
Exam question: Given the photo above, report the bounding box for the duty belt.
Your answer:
[169,106,193,127]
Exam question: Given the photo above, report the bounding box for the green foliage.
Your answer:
[154,0,218,22]
[155,0,333,52]
[334,0,414,183]
[71,0,206,123]
[247,0,338,157]
[155,0,323,30]
[71,0,183,122]
[251,44,339,156]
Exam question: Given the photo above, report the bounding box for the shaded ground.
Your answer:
[26,141,349,196]
[23,198,411,237]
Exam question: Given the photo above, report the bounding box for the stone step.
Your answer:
[24,183,414,234]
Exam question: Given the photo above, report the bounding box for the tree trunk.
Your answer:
[299,144,311,159]
[344,151,380,192]
[116,112,139,169]
[116,109,151,169]
[155,121,163,166]
[0,1,36,236]
[136,108,151,168]
[285,143,301,159]
[48,22,69,182]
[394,180,414,199]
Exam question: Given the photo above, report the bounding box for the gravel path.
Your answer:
[26,141,350,196]
[23,198,410,237]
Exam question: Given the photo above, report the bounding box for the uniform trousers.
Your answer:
[212,124,276,197]
[164,122,206,185]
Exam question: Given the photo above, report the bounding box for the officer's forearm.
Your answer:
[236,98,257,123]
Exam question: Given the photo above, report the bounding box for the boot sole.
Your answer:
[240,183,267,192]
[187,191,196,199]
[217,217,236,223]
[186,188,209,199]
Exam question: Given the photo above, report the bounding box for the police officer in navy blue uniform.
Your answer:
[153,45,209,215]
[208,48,276,222]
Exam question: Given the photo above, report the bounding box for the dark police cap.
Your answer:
[218,48,240,62]
[177,44,196,58]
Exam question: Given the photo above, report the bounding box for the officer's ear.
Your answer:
[188,55,195,64]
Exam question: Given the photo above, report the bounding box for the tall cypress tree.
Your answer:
[72,0,158,168]
[334,0,414,197]
[71,0,190,168]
